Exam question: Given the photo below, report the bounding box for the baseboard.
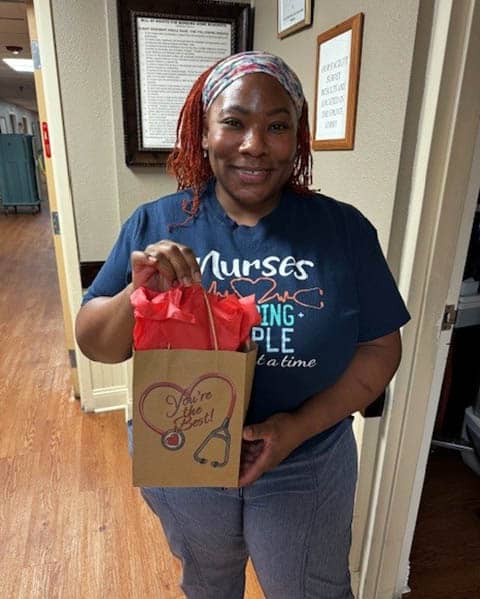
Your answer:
[91,385,129,412]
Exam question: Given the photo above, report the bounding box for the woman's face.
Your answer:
[202,73,298,222]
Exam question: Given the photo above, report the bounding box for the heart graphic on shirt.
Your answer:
[230,277,277,304]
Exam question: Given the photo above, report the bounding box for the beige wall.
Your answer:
[52,0,178,261]
[253,0,420,250]
[53,0,419,260]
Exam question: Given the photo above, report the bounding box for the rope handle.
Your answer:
[201,287,219,351]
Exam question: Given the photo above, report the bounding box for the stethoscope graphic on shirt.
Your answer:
[138,373,236,468]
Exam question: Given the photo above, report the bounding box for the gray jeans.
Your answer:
[131,418,357,599]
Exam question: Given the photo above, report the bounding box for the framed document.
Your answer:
[117,0,252,166]
[313,13,363,150]
[277,0,312,39]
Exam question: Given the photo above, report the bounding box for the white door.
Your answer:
[396,124,480,596]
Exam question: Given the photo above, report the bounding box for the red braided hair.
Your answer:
[166,64,313,228]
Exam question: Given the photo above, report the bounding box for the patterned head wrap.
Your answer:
[202,51,305,118]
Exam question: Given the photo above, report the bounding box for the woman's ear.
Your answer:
[201,130,208,150]
[201,116,208,150]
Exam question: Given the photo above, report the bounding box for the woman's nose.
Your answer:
[239,128,267,156]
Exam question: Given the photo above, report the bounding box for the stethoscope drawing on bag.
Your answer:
[138,372,236,468]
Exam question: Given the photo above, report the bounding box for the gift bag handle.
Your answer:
[202,288,219,351]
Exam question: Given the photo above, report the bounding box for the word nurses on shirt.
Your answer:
[197,249,323,369]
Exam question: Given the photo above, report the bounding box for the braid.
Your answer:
[288,101,313,194]
[167,66,314,229]
[166,66,215,228]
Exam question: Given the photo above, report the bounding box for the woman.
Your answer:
[76,52,410,599]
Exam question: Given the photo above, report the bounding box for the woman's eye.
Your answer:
[270,122,290,132]
[222,118,242,128]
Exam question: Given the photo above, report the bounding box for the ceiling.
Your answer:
[0,0,37,112]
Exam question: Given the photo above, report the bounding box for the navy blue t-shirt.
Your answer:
[83,181,410,441]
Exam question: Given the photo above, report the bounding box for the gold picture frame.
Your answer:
[313,13,364,150]
[277,0,312,39]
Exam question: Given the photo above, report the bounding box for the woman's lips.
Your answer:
[234,167,272,184]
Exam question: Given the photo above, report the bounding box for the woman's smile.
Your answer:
[233,166,273,184]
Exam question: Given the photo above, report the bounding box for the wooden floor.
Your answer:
[406,448,480,599]
[0,207,264,598]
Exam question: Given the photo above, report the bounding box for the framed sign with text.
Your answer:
[277,0,312,39]
[117,0,253,166]
[313,13,363,150]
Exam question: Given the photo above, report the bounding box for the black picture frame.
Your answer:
[117,0,253,167]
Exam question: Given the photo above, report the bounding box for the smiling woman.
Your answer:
[75,50,410,599]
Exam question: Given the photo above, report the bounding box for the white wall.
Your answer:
[51,0,175,261]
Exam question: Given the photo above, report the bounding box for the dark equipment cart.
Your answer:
[0,134,41,214]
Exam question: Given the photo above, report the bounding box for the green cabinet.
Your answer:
[0,134,41,213]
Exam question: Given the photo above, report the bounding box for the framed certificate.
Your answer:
[277,0,312,39]
[313,13,364,150]
[117,0,252,166]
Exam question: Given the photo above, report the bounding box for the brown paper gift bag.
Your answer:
[132,290,257,488]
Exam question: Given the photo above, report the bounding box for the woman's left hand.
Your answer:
[238,412,303,487]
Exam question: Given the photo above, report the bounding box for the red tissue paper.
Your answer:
[130,285,260,351]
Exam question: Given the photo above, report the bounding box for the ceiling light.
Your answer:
[6,45,23,54]
[2,58,34,72]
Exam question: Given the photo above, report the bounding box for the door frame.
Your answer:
[358,1,480,597]
[30,0,95,409]
[397,106,480,598]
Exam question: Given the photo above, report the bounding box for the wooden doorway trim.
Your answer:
[27,0,95,408]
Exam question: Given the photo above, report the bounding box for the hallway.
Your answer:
[0,208,264,598]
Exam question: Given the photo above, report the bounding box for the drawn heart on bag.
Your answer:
[138,373,236,450]
[230,277,277,304]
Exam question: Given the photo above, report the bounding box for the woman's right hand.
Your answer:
[130,240,202,292]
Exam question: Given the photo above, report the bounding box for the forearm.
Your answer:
[290,332,402,446]
[75,284,135,363]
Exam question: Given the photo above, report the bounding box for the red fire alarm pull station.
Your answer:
[42,121,51,158]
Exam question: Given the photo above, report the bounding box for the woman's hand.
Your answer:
[131,241,202,291]
[238,412,303,487]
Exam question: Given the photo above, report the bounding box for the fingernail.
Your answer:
[182,276,192,287]
[193,271,202,283]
